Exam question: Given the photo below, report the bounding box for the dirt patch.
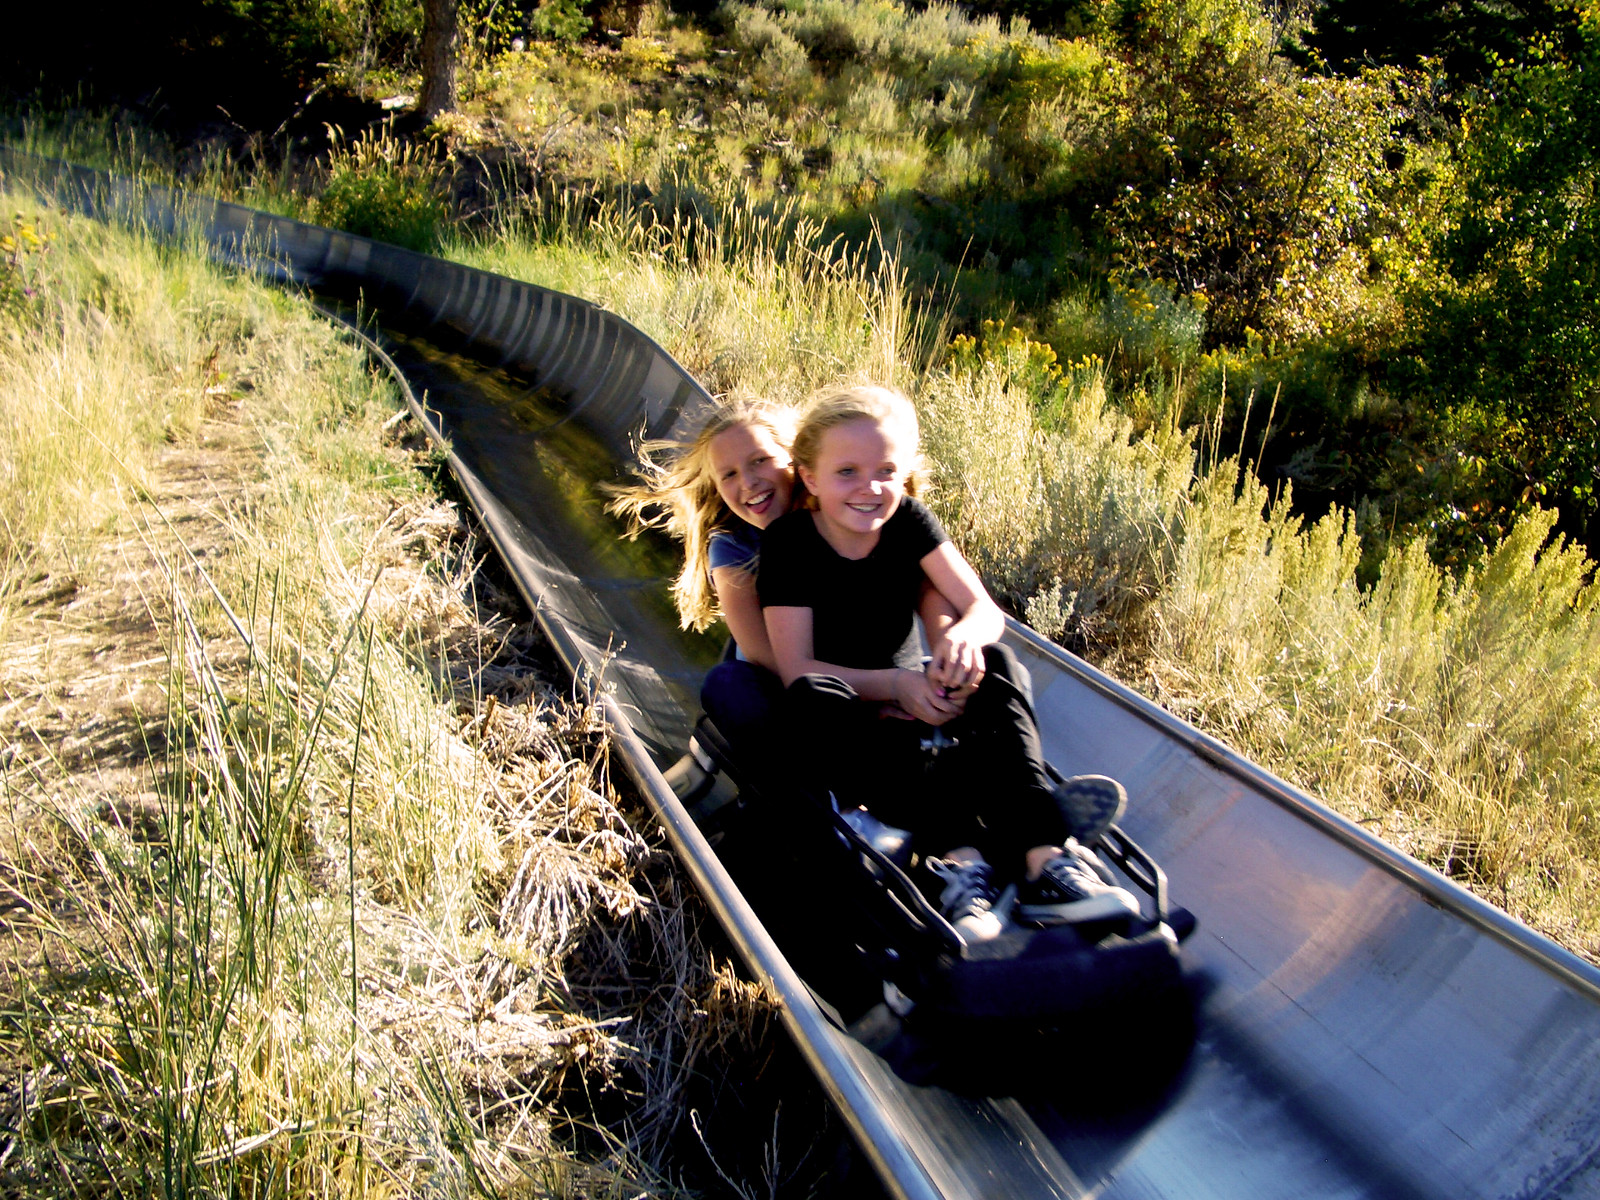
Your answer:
[0,398,261,804]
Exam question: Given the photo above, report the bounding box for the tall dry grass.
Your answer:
[0,185,788,1195]
[453,184,935,401]
[0,197,221,612]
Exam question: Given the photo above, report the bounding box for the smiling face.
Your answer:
[798,417,909,554]
[708,421,794,529]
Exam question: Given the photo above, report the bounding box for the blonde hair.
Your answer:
[791,383,926,507]
[607,399,799,631]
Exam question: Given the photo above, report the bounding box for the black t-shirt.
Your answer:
[758,496,950,670]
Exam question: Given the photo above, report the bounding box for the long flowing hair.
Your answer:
[607,399,799,631]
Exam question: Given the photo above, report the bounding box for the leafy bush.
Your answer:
[946,320,1068,415]
[310,124,452,252]
[1292,0,1578,91]
[1097,0,1412,344]
[1393,9,1600,542]
[1045,278,1205,388]
[529,0,594,44]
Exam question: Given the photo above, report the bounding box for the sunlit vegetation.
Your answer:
[2,0,1597,1089]
[0,189,803,1196]
[438,166,1600,959]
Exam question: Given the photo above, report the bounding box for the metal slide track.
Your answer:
[11,153,1600,1200]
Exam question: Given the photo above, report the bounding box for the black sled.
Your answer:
[666,710,1199,1093]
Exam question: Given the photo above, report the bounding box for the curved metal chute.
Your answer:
[12,152,1600,1200]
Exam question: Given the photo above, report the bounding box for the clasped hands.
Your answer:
[883,629,987,726]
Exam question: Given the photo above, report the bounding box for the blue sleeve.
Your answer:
[707,525,759,574]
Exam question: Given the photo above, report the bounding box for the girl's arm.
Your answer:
[917,578,960,647]
[711,565,778,673]
[920,542,1006,694]
[765,606,964,725]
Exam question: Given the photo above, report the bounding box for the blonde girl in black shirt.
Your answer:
[760,384,1138,944]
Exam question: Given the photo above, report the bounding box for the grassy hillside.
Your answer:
[0,186,827,1196]
[10,0,1595,549]
[1,0,1596,1129]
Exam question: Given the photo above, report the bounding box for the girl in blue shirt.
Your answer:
[609,400,801,751]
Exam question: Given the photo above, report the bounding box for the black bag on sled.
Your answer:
[666,707,1198,1079]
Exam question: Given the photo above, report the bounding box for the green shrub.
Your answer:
[1096,0,1411,344]
[1393,10,1600,541]
[723,5,815,98]
[529,0,593,44]
[310,124,452,253]
[1045,278,1205,384]
[946,319,1067,414]
[918,347,1193,635]
[1151,479,1600,935]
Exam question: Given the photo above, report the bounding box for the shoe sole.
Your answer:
[1017,888,1140,925]
[1056,774,1127,843]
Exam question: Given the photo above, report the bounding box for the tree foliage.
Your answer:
[1096,0,1412,344]
[4,0,386,125]
[1293,0,1577,89]
[1399,4,1600,538]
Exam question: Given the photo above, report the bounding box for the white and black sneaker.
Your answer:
[1054,774,1127,844]
[927,857,1007,945]
[1017,840,1140,926]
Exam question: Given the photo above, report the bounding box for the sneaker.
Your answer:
[1054,774,1127,844]
[1017,840,1141,926]
[927,857,1007,944]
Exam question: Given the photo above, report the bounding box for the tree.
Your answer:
[1399,7,1600,539]
[1098,0,1410,344]
[1292,0,1576,90]
[420,0,460,119]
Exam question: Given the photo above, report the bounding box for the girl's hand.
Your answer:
[891,669,964,726]
[928,627,986,697]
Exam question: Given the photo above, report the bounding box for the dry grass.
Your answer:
[0,198,223,614]
[0,185,793,1196]
[453,185,935,402]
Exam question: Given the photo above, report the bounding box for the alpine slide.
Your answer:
[9,153,1599,1200]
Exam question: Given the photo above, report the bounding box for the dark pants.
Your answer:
[781,644,1068,882]
[701,657,786,771]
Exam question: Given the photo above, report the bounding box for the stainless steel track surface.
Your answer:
[12,153,1600,1200]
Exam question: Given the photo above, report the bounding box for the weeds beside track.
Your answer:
[0,186,810,1197]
